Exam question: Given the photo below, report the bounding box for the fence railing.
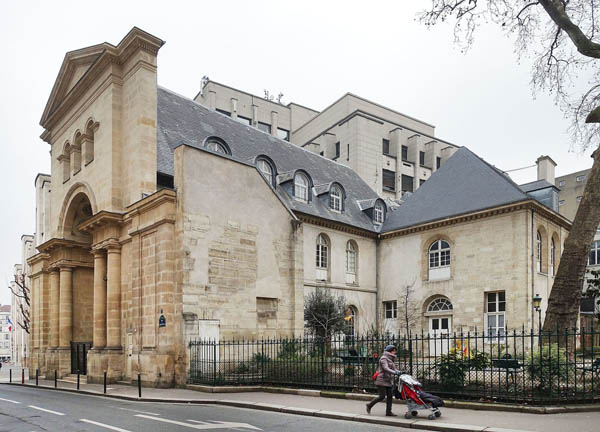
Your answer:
[189,328,600,404]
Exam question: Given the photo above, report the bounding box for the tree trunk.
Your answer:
[543,146,600,331]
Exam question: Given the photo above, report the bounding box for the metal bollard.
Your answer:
[103,371,107,394]
[54,370,57,388]
[138,373,141,398]
[36,369,39,386]
[9,369,11,383]
[77,370,80,390]
[21,369,24,384]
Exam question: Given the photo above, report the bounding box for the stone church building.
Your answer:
[26,28,570,387]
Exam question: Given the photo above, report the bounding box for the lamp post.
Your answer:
[533,293,542,332]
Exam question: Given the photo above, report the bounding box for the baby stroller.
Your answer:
[395,374,443,420]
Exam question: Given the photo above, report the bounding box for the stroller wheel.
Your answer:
[435,410,441,418]
[411,411,418,417]
[428,414,435,420]
[404,413,412,419]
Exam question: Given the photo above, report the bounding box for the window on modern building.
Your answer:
[346,241,358,284]
[277,128,290,141]
[486,292,506,341]
[384,301,397,319]
[401,175,414,193]
[329,184,342,212]
[334,141,340,159]
[401,145,408,161]
[216,108,231,117]
[550,238,556,276]
[382,139,390,155]
[558,180,565,187]
[382,169,396,191]
[589,240,600,265]
[236,115,252,126]
[257,159,274,185]
[374,201,385,224]
[257,122,271,134]
[294,172,310,202]
[576,175,586,182]
[577,196,583,203]
[536,231,542,272]
[419,151,425,166]
[344,306,357,337]
[558,200,565,206]
[316,234,329,280]
[436,156,441,169]
[205,139,228,154]
[420,179,426,186]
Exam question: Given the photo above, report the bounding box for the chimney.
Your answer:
[536,155,557,184]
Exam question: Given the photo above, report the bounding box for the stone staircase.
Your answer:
[58,373,88,385]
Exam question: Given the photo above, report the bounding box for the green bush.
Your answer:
[436,349,489,390]
[526,343,575,391]
[344,366,356,377]
[467,350,490,370]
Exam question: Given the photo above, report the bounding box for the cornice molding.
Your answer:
[295,212,378,238]
[78,210,124,233]
[36,237,91,253]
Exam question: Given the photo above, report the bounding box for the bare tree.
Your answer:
[8,272,30,334]
[419,0,600,330]
[396,278,419,336]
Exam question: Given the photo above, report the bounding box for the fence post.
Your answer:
[320,338,325,387]
[103,371,107,394]
[212,341,217,386]
[261,339,265,385]
[409,335,413,376]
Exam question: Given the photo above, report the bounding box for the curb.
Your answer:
[1,382,535,432]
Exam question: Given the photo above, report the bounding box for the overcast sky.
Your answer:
[0,1,595,305]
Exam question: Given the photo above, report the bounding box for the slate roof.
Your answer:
[0,305,10,313]
[381,147,531,232]
[157,87,383,232]
[519,179,558,193]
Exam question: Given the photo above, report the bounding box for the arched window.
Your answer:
[257,159,274,185]
[330,184,343,212]
[589,240,600,266]
[294,172,310,202]
[429,240,450,269]
[344,306,357,338]
[346,241,358,284]
[83,119,98,165]
[550,238,556,276]
[536,231,542,272]
[374,201,385,224]
[316,234,329,281]
[59,142,71,183]
[205,139,228,154]
[427,298,453,313]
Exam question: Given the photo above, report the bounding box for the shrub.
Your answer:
[436,350,469,390]
[526,343,575,391]
[467,350,490,370]
[344,366,356,377]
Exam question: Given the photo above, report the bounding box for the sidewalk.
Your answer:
[2,377,599,432]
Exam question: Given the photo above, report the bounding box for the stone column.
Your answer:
[49,270,60,348]
[58,267,73,348]
[106,245,122,348]
[93,251,107,348]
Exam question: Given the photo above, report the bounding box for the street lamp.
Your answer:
[533,293,542,332]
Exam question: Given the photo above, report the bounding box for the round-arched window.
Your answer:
[344,306,357,338]
[427,298,453,313]
[205,139,228,154]
[429,240,450,269]
[330,185,342,212]
[294,172,310,202]
[257,159,274,185]
[374,201,385,224]
[316,234,329,269]
[536,231,542,272]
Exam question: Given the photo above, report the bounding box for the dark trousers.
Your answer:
[367,385,393,414]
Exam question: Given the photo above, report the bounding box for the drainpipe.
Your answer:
[531,209,535,330]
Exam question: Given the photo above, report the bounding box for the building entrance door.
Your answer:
[70,342,92,374]
[428,317,451,356]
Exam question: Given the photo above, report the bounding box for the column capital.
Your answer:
[92,249,107,258]
[58,265,74,272]
[106,243,122,254]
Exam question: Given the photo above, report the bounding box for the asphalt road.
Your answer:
[0,385,401,432]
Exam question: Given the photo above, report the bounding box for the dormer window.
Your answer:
[374,201,385,224]
[329,185,342,212]
[203,136,230,155]
[294,172,310,202]
[257,158,274,186]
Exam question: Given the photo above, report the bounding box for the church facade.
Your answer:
[26,28,570,387]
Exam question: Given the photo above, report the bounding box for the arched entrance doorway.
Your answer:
[425,297,453,355]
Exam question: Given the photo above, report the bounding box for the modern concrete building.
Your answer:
[0,305,12,362]
[25,28,570,388]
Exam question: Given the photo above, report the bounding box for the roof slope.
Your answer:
[519,179,557,193]
[157,87,381,232]
[382,147,530,232]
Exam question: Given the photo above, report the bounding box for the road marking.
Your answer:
[114,407,161,416]
[188,419,211,424]
[28,405,65,416]
[0,397,20,404]
[80,419,132,432]
[135,414,262,430]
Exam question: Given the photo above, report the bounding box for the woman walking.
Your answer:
[366,345,402,416]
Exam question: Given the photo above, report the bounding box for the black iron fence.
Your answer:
[189,328,600,404]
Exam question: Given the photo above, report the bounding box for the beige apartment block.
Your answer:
[25,28,573,388]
